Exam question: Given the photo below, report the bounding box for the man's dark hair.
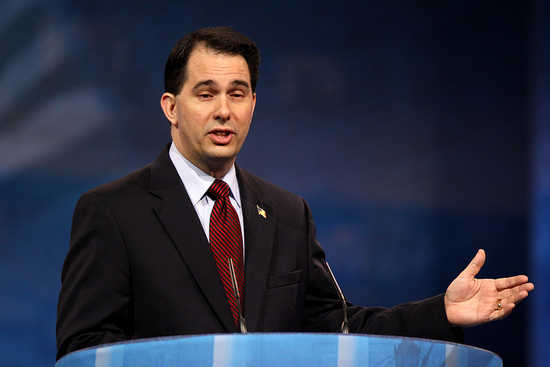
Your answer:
[164,26,260,94]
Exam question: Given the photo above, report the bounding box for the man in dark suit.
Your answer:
[56,26,534,360]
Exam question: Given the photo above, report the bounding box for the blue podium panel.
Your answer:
[56,333,503,367]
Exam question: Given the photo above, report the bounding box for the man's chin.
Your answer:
[205,146,239,161]
[204,150,238,168]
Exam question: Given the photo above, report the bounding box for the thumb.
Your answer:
[458,249,486,279]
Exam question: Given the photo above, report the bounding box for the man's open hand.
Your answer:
[444,249,534,327]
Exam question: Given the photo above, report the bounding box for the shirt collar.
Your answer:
[168,142,241,208]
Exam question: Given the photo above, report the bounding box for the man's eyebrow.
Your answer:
[191,79,250,92]
[230,80,250,89]
[191,80,216,92]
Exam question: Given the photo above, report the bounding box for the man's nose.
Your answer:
[213,96,231,122]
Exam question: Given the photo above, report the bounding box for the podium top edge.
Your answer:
[58,332,502,364]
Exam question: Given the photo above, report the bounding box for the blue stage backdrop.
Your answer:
[531,1,550,366]
[0,1,546,366]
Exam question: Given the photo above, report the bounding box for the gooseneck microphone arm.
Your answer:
[228,258,247,333]
[324,260,350,334]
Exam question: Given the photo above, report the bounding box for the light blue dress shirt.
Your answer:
[168,142,246,254]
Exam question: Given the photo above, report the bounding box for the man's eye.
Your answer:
[198,93,212,99]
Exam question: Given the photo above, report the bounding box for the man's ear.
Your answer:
[160,93,178,127]
[251,92,257,116]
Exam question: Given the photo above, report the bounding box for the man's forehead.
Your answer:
[186,45,250,82]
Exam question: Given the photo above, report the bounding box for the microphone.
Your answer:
[324,260,350,334]
[228,258,247,333]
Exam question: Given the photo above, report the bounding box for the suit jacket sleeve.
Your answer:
[301,199,464,342]
[56,192,131,360]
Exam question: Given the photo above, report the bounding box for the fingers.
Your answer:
[459,249,486,278]
[495,275,531,291]
[505,290,529,305]
[499,282,534,304]
[490,282,534,323]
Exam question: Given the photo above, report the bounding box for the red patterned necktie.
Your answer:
[207,179,245,326]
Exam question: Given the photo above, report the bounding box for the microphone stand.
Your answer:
[228,258,247,333]
[324,260,350,334]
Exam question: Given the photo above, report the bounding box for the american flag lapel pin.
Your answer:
[256,204,267,219]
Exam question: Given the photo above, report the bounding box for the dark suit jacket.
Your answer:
[56,145,462,360]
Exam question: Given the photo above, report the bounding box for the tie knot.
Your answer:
[207,179,230,200]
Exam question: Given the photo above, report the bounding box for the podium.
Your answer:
[56,333,503,367]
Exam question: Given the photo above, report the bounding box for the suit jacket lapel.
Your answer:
[237,167,277,331]
[149,145,236,332]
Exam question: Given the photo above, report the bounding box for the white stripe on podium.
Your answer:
[95,346,123,367]
[212,334,234,367]
[338,334,358,367]
[445,343,464,366]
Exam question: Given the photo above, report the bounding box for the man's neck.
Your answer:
[207,166,231,179]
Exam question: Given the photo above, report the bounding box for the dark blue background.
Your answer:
[1,1,547,366]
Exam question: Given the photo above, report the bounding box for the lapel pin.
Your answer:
[256,204,267,219]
